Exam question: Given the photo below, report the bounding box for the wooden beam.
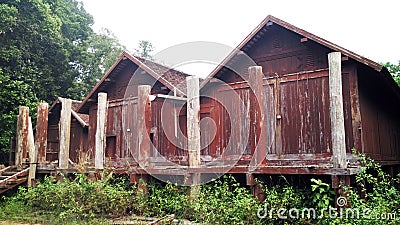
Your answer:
[186,77,201,169]
[187,77,201,199]
[248,66,267,167]
[36,102,49,163]
[328,52,347,168]
[155,94,187,102]
[349,67,363,153]
[16,106,29,168]
[137,85,151,167]
[59,98,72,169]
[95,93,107,170]
[27,116,36,187]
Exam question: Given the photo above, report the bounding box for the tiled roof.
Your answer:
[136,56,190,94]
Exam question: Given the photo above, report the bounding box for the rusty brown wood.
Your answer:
[248,66,267,166]
[328,52,347,168]
[36,102,49,163]
[137,85,151,167]
[16,106,29,168]
[348,66,363,153]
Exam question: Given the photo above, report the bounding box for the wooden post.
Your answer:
[248,66,267,167]
[27,117,36,187]
[348,67,363,153]
[95,93,107,170]
[59,98,72,169]
[137,85,151,167]
[187,77,201,168]
[187,77,201,198]
[36,102,49,163]
[328,52,347,169]
[16,106,29,168]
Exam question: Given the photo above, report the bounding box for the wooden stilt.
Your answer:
[27,116,35,187]
[247,173,265,201]
[16,106,29,168]
[137,85,151,167]
[248,66,267,167]
[187,77,201,198]
[328,52,347,169]
[95,93,107,170]
[36,102,49,163]
[59,98,72,169]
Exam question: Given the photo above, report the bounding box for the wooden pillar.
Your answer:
[95,93,107,170]
[137,85,151,167]
[27,116,36,187]
[328,52,347,169]
[246,173,265,201]
[16,106,29,168]
[36,102,49,163]
[348,67,363,153]
[59,98,72,169]
[248,66,267,167]
[187,77,201,168]
[187,77,201,198]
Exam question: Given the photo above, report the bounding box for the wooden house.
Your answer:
[76,53,191,170]
[11,15,400,189]
[199,15,400,177]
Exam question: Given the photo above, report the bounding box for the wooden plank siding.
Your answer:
[358,65,400,163]
[31,15,400,177]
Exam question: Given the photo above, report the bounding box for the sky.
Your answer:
[80,0,400,77]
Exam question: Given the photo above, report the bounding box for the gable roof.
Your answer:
[49,98,89,127]
[200,15,386,88]
[77,51,191,113]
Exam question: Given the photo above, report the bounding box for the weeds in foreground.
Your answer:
[0,154,399,224]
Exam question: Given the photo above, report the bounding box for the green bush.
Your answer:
[0,155,399,225]
[20,172,136,220]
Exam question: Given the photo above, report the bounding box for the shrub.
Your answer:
[21,172,136,220]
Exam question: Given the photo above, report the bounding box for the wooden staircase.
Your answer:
[0,166,29,194]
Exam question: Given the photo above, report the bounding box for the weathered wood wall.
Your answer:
[200,24,361,164]
[358,65,400,163]
[46,102,88,164]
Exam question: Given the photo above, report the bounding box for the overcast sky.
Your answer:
[81,0,400,77]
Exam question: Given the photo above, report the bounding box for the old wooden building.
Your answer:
[46,98,89,164]
[6,15,400,192]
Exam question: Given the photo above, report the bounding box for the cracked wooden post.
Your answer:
[27,116,35,187]
[248,66,267,167]
[187,77,201,198]
[328,52,347,169]
[59,98,72,170]
[137,85,151,167]
[16,106,29,168]
[29,102,48,187]
[36,102,49,163]
[95,93,107,170]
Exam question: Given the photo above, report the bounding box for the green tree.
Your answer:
[383,61,400,85]
[67,28,126,99]
[0,0,125,163]
[134,40,154,60]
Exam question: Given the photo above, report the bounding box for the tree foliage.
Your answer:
[0,0,126,163]
[383,61,400,85]
[134,40,154,60]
